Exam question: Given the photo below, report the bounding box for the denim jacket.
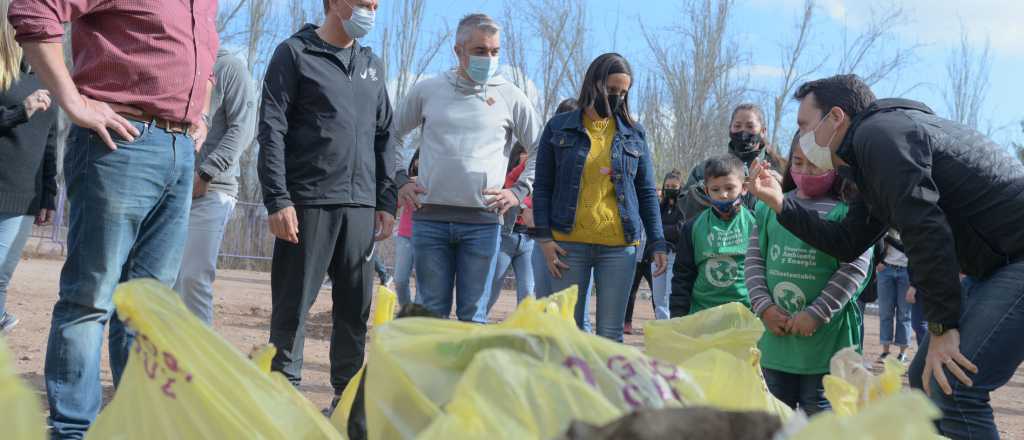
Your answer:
[532,109,667,253]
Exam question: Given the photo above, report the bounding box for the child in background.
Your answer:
[393,152,419,306]
[744,136,872,415]
[670,155,754,317]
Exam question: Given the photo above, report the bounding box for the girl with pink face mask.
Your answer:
[743,133,874,415]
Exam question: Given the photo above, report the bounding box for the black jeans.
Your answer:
[269,206,375,394]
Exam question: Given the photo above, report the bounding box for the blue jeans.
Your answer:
[908,264,1024,440]
[0,214,33,316]
[763,368,830,416]
[485,232,535,315]
[878,265,913,347]
[544,241,637,341]
[533,241,594,332]
[393,235,415,306]
[650,251,675,320]
[46,122,193,439]
[911,299,927,347]
[413,220,501,323]
[173,191,236,325]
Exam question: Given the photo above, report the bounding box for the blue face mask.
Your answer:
[466,55,499,84]
[709,196,740,214]
[342,6,375,39]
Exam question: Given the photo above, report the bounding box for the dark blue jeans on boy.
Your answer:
[46,121,193,439]
[762,369,831,416]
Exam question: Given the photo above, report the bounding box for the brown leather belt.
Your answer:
[119,113,192,135]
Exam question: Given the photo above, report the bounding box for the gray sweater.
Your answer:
[197,50,257,198]
[391,70,541,224]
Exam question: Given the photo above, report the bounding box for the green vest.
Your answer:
[755,200,864,375]
[689,207,754,313]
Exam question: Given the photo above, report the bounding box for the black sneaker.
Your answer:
[0,312,19,333]
[322,395,341,417]
[897,352,909,364]
[875,352,890,364]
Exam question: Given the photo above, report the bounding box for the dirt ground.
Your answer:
[6,256,1023,438]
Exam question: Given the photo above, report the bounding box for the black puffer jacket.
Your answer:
[775,98,1024,327]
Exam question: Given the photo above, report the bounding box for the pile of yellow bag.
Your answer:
[644,302,793,419]
[86,279,342,439]
[354,286,705,439]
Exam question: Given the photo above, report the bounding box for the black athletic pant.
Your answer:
[269,205,375,395]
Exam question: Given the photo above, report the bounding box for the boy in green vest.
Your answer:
[669,155,754,317]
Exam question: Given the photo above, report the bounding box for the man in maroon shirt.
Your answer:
[8,1,218,438]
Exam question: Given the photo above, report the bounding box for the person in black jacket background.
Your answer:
[649,170,684,320]
[747,74,1024,440]
[0,10,58,333]
[257,0,396,413]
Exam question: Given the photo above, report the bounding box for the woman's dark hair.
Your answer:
[408,149,420,177]
[662,169,683,187]
[780,131,856,201]
[507,142,527,173]
[578,53,635,127]
[555,98,579,114]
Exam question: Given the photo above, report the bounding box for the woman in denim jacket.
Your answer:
[532,53,667,342]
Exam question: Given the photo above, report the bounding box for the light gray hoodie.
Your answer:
[392,69,540,224]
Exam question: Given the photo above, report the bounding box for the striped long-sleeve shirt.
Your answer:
[746,196,872,322]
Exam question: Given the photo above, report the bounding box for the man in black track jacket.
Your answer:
[257,0,396,411]
[747,74,1024,440]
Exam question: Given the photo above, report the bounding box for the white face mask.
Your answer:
[341,4,375,39]
[798,113,840,171]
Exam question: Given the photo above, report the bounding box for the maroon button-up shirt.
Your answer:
[9,0,219,124]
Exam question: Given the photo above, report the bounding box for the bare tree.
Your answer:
[642,0,747,175]
[288,0,308,33]
[833,2,917,86]
[944,28,992,131]
[501,0,588,121]
[766,0,823,149]
[380,0,451,103]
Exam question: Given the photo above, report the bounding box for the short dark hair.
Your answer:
[703,155,745,181]
[578,53,635,127]
[555,98,579,114]
[793,74,876,119]
[663,169,683,186]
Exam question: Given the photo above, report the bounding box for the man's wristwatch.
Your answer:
[928,322,958,337]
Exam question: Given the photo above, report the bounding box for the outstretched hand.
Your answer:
[745,159,785,213]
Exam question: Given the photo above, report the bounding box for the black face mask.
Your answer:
[595,93,624,119]
[728,131,764,163]
[663,188,680,201]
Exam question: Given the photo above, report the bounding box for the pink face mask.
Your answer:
[791,169,837,198]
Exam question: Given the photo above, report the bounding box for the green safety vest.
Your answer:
[755,200,864,375]
[689,207,754,314]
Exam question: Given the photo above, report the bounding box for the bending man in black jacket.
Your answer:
[257,0,396,412]
[747,74,1024,440]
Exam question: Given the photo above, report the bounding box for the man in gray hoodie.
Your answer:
[393,13,541,323]
[174,49,256,325]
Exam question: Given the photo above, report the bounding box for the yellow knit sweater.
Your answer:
[553,115,629,246]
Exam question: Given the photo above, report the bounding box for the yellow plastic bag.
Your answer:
[823,347,906,416]
[0,336,46,440]
[87,279,342,440]
[791,391,941,439]
[365,286,704,440]
[644,302,765,365]
[417,349,623,439]
[644,303,791,420]
[331,286,398,435]
[675,349,793,420]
